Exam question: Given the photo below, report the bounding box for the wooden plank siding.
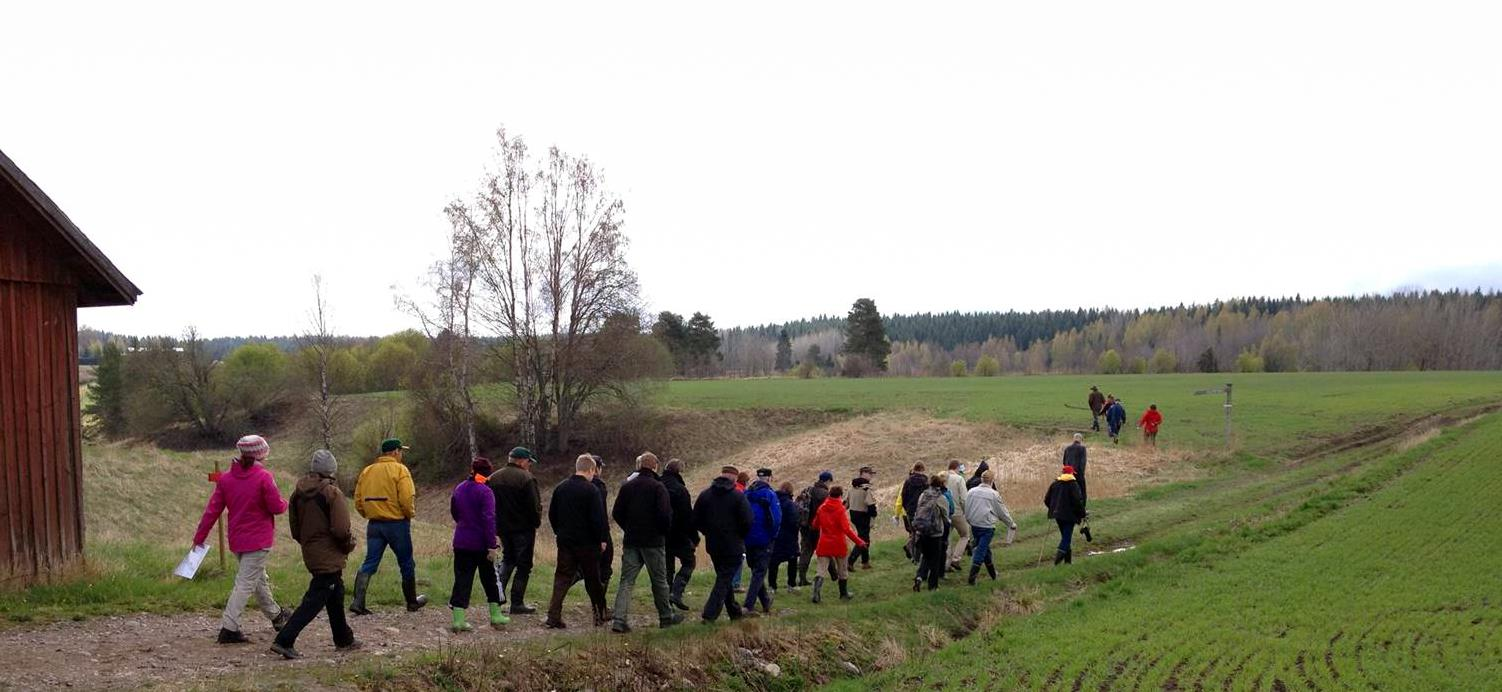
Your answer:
[0,180,88,586]
[0,280,83,585]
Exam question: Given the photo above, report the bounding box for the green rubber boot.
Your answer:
[451,607,473,633]
[488,602,510,628]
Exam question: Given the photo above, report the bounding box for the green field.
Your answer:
[661,372,1502,452]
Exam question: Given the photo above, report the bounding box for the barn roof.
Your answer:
[0,148,142,307]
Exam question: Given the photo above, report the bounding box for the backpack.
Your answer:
[795,486,815,528]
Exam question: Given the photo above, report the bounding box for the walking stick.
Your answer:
[1034,526,1048,567]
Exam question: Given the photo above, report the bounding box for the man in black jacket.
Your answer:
[900,462,929,562]
[1088,386,1106,432]
[694,465,752,623]
[1063,433,1089,504]
[488,447,541,614]
[795,471,832,586]
[544,455,610,629]
[609,452,682,632]
[588,455,614,596]
[661,458,698,611]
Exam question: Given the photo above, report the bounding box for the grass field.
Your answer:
[4,372,1499,690]
[660,372,1502,452]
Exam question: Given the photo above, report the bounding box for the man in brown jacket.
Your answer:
[271,450,361,659]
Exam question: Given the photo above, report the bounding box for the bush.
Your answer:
[1130,357,1149,375]
[1098,349,1123,374]
[795,361,817,379]
[1149,348,1179,374]
[1235,349,1266,373]
[974,355,1000,377]
[949,360,968,377]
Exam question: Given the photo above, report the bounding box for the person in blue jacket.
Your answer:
[741,468,783,614]
[768,481,801,593]
[1104,395,1127,444]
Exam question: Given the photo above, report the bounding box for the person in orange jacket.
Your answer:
[1138,404,1164,446]
[809,486,867,604]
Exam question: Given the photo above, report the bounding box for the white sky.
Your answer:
[4,2,1500,337]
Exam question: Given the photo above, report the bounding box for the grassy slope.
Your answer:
[323,377,1502,690]
[661,372,1502,451]
[837,412,1502,691]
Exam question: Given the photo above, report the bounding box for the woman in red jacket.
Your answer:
[809,486,866,604]
[1138,404,1164,447]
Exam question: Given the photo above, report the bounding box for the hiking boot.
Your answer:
[509,603,538,615]
[601,606,613,620]
[985,562,997,581]
[838,579,852,601]
[610,621,632,634]
[670,598,690,611]
[967,564,980,586]
[217,628,250,645]
[349,572,373,616]
[1054,550,1067,566]
[336,639,362,651]
[861,563,872,570]
[661,613,686,627]
[271,608,291,632]
[912,578,921,592]
[402,578,428,612]
[811,576,824,604]
[269,642,301,660]
[1065,549,1073,565]
[544,619,567,630]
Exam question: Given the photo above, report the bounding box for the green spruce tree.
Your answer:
[774,328,793,372]
[841,297,891,373]
[85,341,128,438]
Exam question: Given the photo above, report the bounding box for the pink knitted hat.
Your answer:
[236,434,270,461]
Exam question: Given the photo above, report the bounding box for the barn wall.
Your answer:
[0,195,85,586]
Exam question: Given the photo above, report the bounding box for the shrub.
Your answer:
[1235,349,1266,373]
[795,361,817,379]
[949,360,968,377]
[1098,349,1123,374]
[974,355,1001,377]
[1129,357,1149,374]
[1149,348,1179,374]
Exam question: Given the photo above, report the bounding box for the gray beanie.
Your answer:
[311,449,338,476]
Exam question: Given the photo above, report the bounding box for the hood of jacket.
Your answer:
[295,472,335,497]
[710,475,736,494]
[748,479,772,493]
[230,460,265,479]
[662,469,688,490]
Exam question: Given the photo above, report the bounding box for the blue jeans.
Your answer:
[1056,519,1075,554]
[359,519,416,580]
[742,545,772,611]
[971,527,996,566]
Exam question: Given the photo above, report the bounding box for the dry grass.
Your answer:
[684,412,1194,542]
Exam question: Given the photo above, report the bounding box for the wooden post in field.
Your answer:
[212,458,226,572]
[1195,383,1234,449]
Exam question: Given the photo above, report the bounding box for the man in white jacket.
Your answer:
[963,470,1017,585]
[944,460,972,571]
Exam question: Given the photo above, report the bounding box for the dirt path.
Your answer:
[0,596,627,690]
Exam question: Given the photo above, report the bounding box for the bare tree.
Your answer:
[467,129,642,452]
[299,275,343,451]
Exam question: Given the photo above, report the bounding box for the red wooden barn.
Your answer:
[0,149,140,586]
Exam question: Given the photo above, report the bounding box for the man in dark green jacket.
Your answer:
[488,447,542,614]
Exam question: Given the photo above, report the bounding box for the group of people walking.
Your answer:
[191,424,1115,659]
[1087,386,1165,445]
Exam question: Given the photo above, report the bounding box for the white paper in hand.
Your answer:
[174,544,210,579]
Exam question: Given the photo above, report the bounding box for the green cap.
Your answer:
[381,438,409,454]
[508,446,534,461]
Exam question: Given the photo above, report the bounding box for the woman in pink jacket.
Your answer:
[192,434,291,644]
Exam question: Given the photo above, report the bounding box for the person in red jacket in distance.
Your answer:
[809,486,867,604]
[1138,404,1164,447]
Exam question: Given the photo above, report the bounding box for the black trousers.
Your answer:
[701,552,743,622]
[768,554,795,589]
[915,535,946,589]
[665,542,696,600]
[848,512,872,566]
[274,571,354,649]
[497,530,536,603]
[451,548,501,609]
[549,543,607,624]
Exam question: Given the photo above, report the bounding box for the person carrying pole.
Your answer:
[488,446,542,615]
[1088,385,1106,432]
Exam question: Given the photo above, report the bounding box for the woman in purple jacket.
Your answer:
[449,457,509,631]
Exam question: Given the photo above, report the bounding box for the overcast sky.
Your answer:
[4,2,1499,337]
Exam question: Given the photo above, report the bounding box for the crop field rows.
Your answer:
[852,412,1502,691]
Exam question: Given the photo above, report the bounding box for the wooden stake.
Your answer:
[214,458,226,572]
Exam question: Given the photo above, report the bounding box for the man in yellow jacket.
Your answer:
[349,438,427,615]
